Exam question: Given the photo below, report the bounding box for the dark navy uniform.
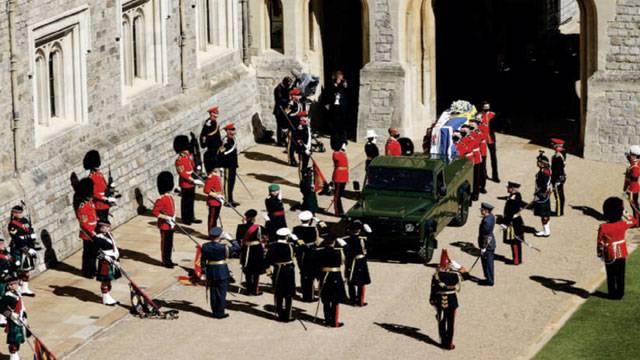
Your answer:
[273,79,292,146]
[292,224,319,301]
[478,210,496,286]
[220,133,238,205]
[429,269,462,350]
[200,240,232,318]
[502,191,526,265]
[236,222,266,295]
[299,167,318,214]
[534,168,552,218]
[266,239,296,321]
[315,244,347,327]
[551,151,567,216]
[265,196,287,241]
[295,122,312,174]
[344,235,371,306]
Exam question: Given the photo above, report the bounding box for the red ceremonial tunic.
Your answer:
[204,174,223,207]
[89,170,110,211]
[597,217,638,261]
[332,151,349,184]
[455,141,468,159]
[468,133,482,165]
[76,200,97,241]
[175,152,195,189]
[385,138,402,156]
[482,111,496,144]
[624,163,640,193]
[152,194,176,231]
[478,125,490,157]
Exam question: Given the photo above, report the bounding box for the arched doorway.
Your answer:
[433,0,596,155]
[316,0,369,140]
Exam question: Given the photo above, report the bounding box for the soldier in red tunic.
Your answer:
[598,197,638,299]
[473,115,490,194]
[74,177,98,278]
[465,124,483,201]
[332,142,349,216]
[385,128,402,156]
[203,151,224,234]
[624,145,640,224]
[84,150,117,222]
[481,102,499,182]
[174,135,204,225]
[152,172,177,268]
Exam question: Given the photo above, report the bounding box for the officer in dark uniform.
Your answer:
[220,123,240,207]
[265,184,287,242]
[500,182,527,265]
[299,167,318,214]
[550,138,567,216]
[295,113,312,175]
[236,209,266,296]
[200,106,223,168]
[266,228,297,322]
[315,234,347,327]
[478,202,496,286]
[273,77,293,147]
[285,88,304,166]
[324,71,349,150]
[292,211,321,302]
[200,227,239,319]
[429,249,463,350]
[534,153,553,237]
[364,130,380,171]
[343,220,371,307]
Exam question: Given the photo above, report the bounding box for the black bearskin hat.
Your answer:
[76,177,94,200]
[83,150,101,170]
[204,151,218,174]
[173,135,190,154]
[157,171,175,195]
[602,197,624,223]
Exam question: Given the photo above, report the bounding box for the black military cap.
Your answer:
[173,135,190,154]
[11,205,24,213]
[157,171,175,195]
[244,209,258,219]
[507,181,521,189]
[204,151,217,174]
[602,197,624,223]
[83,150,101,170]
[76,177,95,200]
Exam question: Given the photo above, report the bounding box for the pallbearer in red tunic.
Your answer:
[152,172,177,268]
[332,142,349,216]
[598,197,638,299]
[481,101,499,182]
[624,145,640,224]
[174,135,204,226]
[203,151,224,234]
[94,219,120,306]
[84,150,116,222]
[385,128,402,156]
[74,178,98,278]
[473,115,489,194]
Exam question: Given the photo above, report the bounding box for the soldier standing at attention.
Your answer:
[1,274,27,360]
[0,237,13,327]
[7,206,38,296]
[325,71,349,150]
[200,106,223,169]
[332,142,349,216]
[478,202,496,286]
[236,209,266,296]
[285,88,304,167]
[385,128,402,156]
[467,122,483,200]
[84,150,116,222]
[267,228,297,322]
[481,102,499,182]
[550,139,567,217]
[292,211,321,302]
[597,197,638,299]
[315,234,347,328]
[364,130,379,171]
[295,112,312,175]
[273,77,293,147]
[500,182,526,265]
[299,166,319,214]
[220,123,240,207]
[534,153,553,237]
[201,227,238,319]
[624,145,640,224]
[203,152,224,233]
[265,184,287,242]
[343,220,371,307]
[174,135,204,225]
[74,178,98,278]
[93,219,120,306]
[429,249,463,351]
[473,115,489,194]
[152,172,177,269]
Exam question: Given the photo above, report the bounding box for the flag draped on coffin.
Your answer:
[430,113,468,158]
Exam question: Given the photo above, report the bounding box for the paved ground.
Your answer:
[8,134,637,360]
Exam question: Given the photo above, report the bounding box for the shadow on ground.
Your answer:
[530,276,610,299]
[374,322,441,348]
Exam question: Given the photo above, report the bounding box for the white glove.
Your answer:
[305,150,311,156]
[500,224,508,230]
[193,179,205,186]
[216,195,226,205]
[167,216,176,228]
[363,224,372,234]
[200,274,206,281]
[481,249,486,255]
[30,233,37,240]
[290,234,299,241]
[223,232,233,241]
[263,214,270,222]
[28,249,37,257]
[106,197,117,204]
[450,260,462,271]
[336,237,347,247]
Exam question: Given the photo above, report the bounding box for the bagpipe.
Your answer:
[97,250,179,320]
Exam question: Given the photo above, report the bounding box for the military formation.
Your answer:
[0,93,638,359]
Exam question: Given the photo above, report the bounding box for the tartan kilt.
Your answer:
[96,259,121,282]
[533,198,551,218]
[6,321,25,345]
